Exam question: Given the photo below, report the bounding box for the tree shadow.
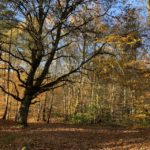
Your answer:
[0,122,150,150]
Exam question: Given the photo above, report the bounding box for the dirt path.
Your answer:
[0,120,149,150]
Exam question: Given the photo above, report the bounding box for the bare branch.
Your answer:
[0,85,22,102]
[37,43,113,94]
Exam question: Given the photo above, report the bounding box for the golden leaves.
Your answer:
[95,32,141,45]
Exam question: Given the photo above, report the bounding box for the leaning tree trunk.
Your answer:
[17,95,32,127]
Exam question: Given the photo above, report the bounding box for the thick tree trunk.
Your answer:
[17,95,31,127]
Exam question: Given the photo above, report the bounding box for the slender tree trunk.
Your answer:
[110,83,115,118]
[47,104,53,124]
[74,88,80,115]
[2,29,12,120]
[63,87,68,121]
[15,101,19,121]
[17,95,32,127]
[42,93,48,122]
[7,99,12,120]
[47,91,54,124]
[2,69,10,120]
[147,0,150,26]
[37,101,42,122]
[123,86,127,120]
[2,94,9,120]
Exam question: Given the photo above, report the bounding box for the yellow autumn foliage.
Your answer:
[129,114,147,121]
[21,72,27,81]
[95,32,141,45]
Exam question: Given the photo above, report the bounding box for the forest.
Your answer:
[0,0,150,149]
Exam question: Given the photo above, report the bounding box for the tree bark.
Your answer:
[16,95,31,127]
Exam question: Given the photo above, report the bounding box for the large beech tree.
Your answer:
[0,0,112,126]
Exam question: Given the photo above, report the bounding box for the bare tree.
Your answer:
[0,0,112,126]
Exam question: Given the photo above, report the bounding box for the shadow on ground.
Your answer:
[0,120,149,150]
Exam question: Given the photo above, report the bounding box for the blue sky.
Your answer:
[102,0,148,26]
[109,0,147,16]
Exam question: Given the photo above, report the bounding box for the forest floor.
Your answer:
[0,119,150,150]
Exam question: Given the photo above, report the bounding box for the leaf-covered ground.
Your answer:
[0,119,150,150]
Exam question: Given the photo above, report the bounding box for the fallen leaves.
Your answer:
[0,120,150,150]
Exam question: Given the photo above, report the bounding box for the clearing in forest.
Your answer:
[0,120,150,150]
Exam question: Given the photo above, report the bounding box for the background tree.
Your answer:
[0,0,17,120]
